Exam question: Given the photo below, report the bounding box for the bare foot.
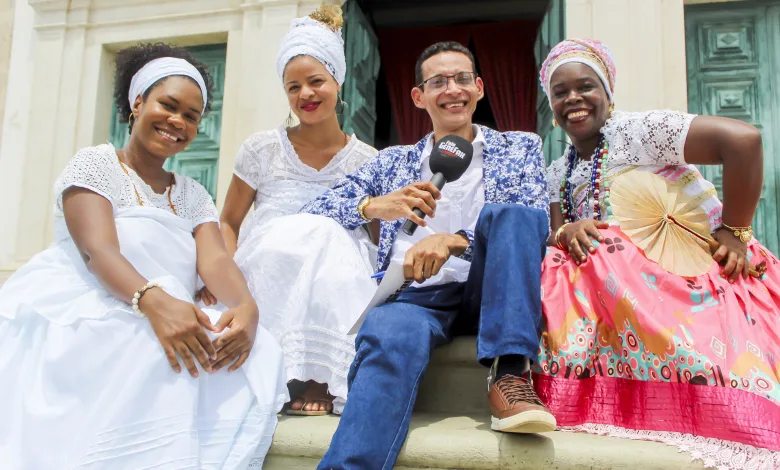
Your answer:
[289,381,334,413]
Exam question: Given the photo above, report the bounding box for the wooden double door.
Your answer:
[686,1,780,254]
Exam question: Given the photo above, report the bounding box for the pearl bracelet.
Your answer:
[131,281,160,315]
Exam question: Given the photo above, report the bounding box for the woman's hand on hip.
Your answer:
[140,288,219,377]
[211,302,260,372]
[713,228,750,282]
[559,219,609,265]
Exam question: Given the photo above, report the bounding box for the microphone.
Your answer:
[402,134,474,235]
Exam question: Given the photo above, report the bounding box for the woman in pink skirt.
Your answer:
[534,39,779,469]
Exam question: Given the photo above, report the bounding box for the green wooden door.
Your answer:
[341,0,380,144]
[109,44,227,200]
[535,0,567,165]
[685,2,780,254]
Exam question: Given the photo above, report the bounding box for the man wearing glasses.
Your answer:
[303,41,554,469]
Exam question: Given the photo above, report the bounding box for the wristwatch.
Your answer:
[357,196,373,222]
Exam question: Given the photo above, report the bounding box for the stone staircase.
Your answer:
[0,268,706,469]
[264,337,705,469]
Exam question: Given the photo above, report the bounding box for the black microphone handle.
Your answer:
[401,173,447,236]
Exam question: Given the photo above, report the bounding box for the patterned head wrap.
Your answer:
[539,39,617,106]
[276,5,347,85]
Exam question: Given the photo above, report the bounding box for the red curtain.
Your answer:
[472,21,539,132]
[378,20,540,144]
[378,26,470,145]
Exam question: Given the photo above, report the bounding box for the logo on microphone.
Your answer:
[438,140,466,159]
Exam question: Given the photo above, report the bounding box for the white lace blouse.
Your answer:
[53,144,218,240]
[233,127,377,191]
[232,127,378,242]
[547,110,723,229]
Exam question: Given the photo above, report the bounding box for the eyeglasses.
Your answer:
[418,72,477,91]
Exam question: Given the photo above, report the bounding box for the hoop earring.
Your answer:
[336,97,347,115]
[552,118,558,128]
[127,113,136,135]
[284,109,295,128]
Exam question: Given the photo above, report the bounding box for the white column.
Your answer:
[216,2,299,207]
[216,0,332,207]
[0,0,35,271]
[565,0,689,112]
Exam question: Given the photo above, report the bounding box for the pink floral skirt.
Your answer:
[533,227,780,469]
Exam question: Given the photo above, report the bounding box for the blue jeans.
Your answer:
[318,204,548,470]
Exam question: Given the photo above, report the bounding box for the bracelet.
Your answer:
[721,223,754,243]
[357,195,373,222]
[131,281,160,315]
[554,223,570,250]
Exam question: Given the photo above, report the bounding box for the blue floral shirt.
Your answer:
[301,125,549,273]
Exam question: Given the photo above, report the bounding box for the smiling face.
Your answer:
[548,62,611,146]
[411,51,484,135]
[283,55,340,126]
[130,75,203,159]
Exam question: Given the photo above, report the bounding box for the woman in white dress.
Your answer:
[0,43,288,469]
[197,6,378,416]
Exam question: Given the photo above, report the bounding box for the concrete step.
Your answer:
[265,412,705,469]
[415,336,488,414]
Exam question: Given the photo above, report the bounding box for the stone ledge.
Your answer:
[265,413,705,469]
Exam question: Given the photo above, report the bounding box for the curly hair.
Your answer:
[113,42,215,125]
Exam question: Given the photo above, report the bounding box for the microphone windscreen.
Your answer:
[429,135,473,182]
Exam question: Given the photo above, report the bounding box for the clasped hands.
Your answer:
[141,288,259,377]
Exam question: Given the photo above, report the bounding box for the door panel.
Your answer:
[535,0,567,165]
[685,3,780,254]
[109,44,227,200]
[341,0,380,145]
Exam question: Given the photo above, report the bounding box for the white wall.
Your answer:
[565,0,689,112]
[0,0,14,146]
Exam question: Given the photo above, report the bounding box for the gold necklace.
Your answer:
[116,151,178,216]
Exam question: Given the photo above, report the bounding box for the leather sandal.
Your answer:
[286,398,331,416]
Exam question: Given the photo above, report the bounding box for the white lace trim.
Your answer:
[53,144,218,235]
[563,424,780,470]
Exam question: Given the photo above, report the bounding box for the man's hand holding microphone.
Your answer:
[362,135,474,283]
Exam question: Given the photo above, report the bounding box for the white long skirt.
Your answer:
[235,213,377,413]
[0,208,289,469]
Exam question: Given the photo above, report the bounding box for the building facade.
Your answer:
[0,0,778,279]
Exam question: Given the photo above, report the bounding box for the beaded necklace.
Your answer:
[559,134,609,223]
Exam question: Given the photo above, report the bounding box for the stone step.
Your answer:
[265,412,704,469]
[415,336,488,414]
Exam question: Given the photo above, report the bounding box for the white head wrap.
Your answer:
[546,57,614,103]
[276,16,346,85]
[128,57,208,114]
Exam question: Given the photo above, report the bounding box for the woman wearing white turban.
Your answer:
[198,6,379,416]
[0,43,288,469]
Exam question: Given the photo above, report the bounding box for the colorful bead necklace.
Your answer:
[559,134,609,223]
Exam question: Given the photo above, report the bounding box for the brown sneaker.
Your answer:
[488,374,557,433]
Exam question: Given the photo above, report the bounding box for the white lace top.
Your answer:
[53,144,218,240]
[547,110,723,229]
[232,127,377,243]
[234,127,377,191]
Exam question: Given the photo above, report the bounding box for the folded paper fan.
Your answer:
[609,171,765,278]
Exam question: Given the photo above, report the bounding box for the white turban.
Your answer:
[128,57,208,114]
[276,16,346,85]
